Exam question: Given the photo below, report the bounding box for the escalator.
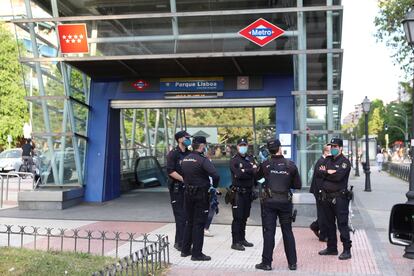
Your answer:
[134,156,167,188]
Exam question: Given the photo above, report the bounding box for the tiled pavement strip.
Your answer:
[0,167,413,275]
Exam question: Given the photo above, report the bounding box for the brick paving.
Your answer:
[0,166,413,275]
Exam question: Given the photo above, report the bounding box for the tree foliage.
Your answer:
[374,0,414,77]
[0,23,28,149]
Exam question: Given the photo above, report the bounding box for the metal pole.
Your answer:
[407,66,414,204]
[355,128,360,177]
[252,108,257,154]
[364,112,371,192]
[350,137,354,168]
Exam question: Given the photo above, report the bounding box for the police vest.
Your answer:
[266,159,291,193]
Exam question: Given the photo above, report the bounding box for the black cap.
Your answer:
[267,138,281,150]
[237,138,248,145]
[328,137,343,147]
[192,136,207,144]
[174,130,190,141]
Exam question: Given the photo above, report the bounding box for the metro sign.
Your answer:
[132,80,149,90]
[57,24,89,54]
[238,18,285,47]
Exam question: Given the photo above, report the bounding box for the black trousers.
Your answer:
[321,196,352,251]
[169,184,186,247]
[310,199,328,239]
[261,200,297,266]
[231,191,252,244]
[182,188,209,257]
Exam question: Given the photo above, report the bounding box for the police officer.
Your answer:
[317,138,352,260]
[255,138,301,271]
[181,136,220,261]
[229,138,257,251]
[309,144,330,241]
[166,130,191,251]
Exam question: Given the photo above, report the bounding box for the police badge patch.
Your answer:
[342,163,347,169]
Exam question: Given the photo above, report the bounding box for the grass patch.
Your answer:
[0,247,116,276]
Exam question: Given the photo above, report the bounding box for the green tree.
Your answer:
[375,0,413,76]
[0,23,28,149]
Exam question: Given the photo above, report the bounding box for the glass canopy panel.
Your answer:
[53,0,297,15]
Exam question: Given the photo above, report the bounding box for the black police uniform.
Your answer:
[317,139,352,258]
[166,144,190,250]
[181,138,220,260]
[229,141,256,248]
[309,155,328,241]
[256,139,302,270]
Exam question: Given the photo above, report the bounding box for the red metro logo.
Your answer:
[238,18,285,47]
[132,80,149,90]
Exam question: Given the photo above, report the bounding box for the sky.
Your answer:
[341,0,404,119]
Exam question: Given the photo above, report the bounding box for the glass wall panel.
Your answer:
[29,98,71,134]
[33,135,79,185]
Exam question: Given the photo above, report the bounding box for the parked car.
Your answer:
[0,148,23,172]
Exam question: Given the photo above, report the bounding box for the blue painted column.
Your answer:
[276,96,296,161]
[84,82,120,202]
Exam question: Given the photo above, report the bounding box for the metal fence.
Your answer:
[383,162,410,182]
[0,224,169,275]
[92,237,169,276]
[0,172,37,208]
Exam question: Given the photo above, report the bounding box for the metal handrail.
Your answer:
[0,172,36,208]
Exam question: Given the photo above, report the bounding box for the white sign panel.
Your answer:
[281,146,292,159]
[279,133,292,146]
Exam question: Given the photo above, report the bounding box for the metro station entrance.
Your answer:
[84,75,295,202]
[117,104,276,193]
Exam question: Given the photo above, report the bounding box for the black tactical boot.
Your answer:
[255,262,272,271]
[338,249,352,260]
[318,248,338,255]
[180,251,191,257]
[241,240,254,247]
[288,264,297,270]
[191,253,211,261]
[231,243,245,251]
[174,243,182,251]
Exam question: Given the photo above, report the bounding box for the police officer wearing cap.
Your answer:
[229,138,257,251]
[181,136,220,261]
[317,138,352,260]
[166,130,192,251]
[255,138,301,271]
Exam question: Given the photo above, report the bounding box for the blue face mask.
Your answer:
[330,148,339,156]
[238,146,248,155]
[183,138,191,147]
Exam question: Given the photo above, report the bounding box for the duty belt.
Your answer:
[324,190,345,199]
[232,186,252,194]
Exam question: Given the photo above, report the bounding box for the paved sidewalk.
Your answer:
[0,165,412,275]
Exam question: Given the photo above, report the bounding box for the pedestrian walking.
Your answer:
[376,150,384,172]
[318,138,352,260]
[255,138,301,271]
[181,136,220,261]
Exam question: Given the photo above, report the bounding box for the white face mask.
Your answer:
[238,146,248,155]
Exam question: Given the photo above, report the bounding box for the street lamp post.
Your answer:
[402,5,414,205]
[362,96,372,192]
[400,5,414,259]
